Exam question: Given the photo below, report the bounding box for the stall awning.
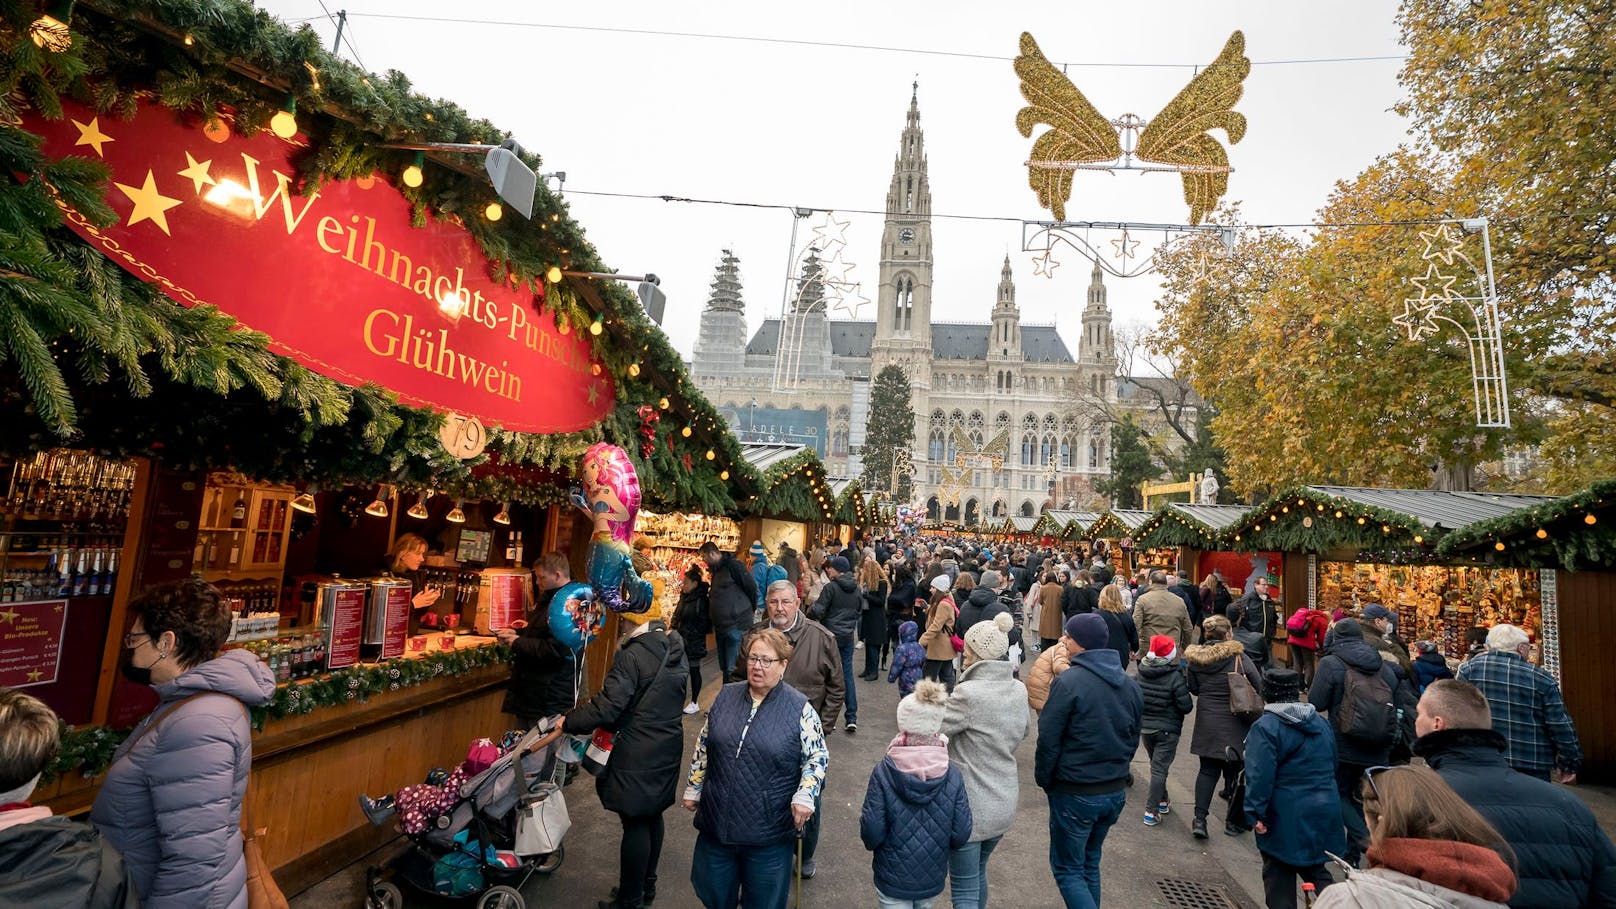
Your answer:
[826,477,871,527]
[1435,479,1616,571]
[1009,515,1040,535]
[1136,503,1253,549]
[1228,486,1556,553]
[741,444,835,523]
[1035,509,1095,538]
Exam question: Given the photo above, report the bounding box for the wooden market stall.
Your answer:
[1226,486,1554,672]
[1132,503,1254,582]
[1083,509,1155,570]
[733,443,837,559]
[1435,479,1616,781]
[3,0,754,893]
[1033,509,1094,548]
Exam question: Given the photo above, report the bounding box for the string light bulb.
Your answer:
[402,152,424,188]
[706,450,715,460]
[1586,514,1598,525]
[589,315,603,335]
[681,426,692,438]
[364,483,393,518]
[720,470,729,481]
[406,489,431,520]
[269,96,298,139]
[1495,541,1506,551]
[493,501,511,525]
[658,397,669,410]
[484,201,504,221]
[628,362,641,377]
[1536,528,1548,539]
[547,266,563,284]
[446,499,467,523]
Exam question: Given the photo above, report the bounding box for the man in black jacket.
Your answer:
[1062,569,1098,621]
[1227,578,1280,667]
[701,541,756,689]
[1414,680,1616,909]
[1306,618,1418,865]
[496,551,580,727]
[809,556,863,733]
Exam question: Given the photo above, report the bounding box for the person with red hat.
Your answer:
[1137,634,1194,827]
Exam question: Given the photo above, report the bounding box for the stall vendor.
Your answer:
[385,532,442,634]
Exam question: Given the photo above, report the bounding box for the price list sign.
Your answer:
[479,571,527,634]
[325,587,367,670]
[0,600,69,688]
[379,584,412,659]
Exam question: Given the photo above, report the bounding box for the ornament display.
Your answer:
[575,443,654,614]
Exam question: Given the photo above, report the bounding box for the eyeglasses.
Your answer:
[1361,764,1403,802]
[123,630,153,649]
[746,655,782,667]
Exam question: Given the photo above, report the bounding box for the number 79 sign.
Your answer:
[439,413,488,459]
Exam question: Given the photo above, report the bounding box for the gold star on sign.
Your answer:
[114,171,184,235]
[72,117,115,157]
[0,607,18,625]
[177,152,217,195]
[26,669,44,683]
[586,381,601,406]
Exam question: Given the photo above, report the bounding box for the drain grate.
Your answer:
[1157,878,1242,909]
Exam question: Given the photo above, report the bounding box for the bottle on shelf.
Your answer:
[230,493,247,529]
[512,531,524,566]
[504,532,517,564]
[226,532,242,571]
[70,547,88,597]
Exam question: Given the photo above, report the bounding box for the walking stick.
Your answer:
[795,825,804,909]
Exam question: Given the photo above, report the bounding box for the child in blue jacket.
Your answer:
[860,680,973,908]
[887,620,926,697]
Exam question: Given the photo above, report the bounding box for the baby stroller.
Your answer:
[365,722,569,909]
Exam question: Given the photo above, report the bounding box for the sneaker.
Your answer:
[845,722,857,734]
[799,859,817,880]
[1192,818,1209,839]
[1142,811,1160,827]
[1158,800,1171,816]
[682,702,700,715]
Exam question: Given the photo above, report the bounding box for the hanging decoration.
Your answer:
[1013,30,1250,225]
[1392,220,1510,428]
[771,210,871,391]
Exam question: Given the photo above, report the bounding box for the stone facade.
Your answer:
[690,87,1170,524]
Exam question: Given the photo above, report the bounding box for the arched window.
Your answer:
[991,499,1006,518]
[928,428,945,462]
[926,496,940,520]
[965,499,980,527]
[1060,439,1072,468]
[944,501,960,522]
[1089,436,1100,469]
[1020,501,1036,517]
[996,412,1011,434]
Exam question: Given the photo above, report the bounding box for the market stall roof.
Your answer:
[1035,509,1096,538]
[1059,511,1103,540]
[1,0,750,517]
[826,477,871,527]
[1435,479,1616,571]
[1228,486,1556,553]
[741,444,835,523]
[1009,515,1041,535]
[1135,503,1254,549]
[1086,509,1155,540]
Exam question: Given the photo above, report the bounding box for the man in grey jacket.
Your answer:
[1134,570,1193,655]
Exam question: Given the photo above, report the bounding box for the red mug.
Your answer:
[444,614,460,629]
[510,620,528,630]
[409,637,427,652]
[439,634,455,650]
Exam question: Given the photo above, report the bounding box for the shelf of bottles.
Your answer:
[0,450,134,603]
[194,480,294,582]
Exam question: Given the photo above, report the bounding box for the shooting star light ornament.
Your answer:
[1031,246,1060,278]
[1395,221,1511,428]
[1013,30,1250,225]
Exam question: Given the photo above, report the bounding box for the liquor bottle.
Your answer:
[86,546,103,596]
[512,531,524,566]
[105,549,119,593]
[230,493,247,528]
[71,548,88,597]
[227,532,242,570]
[204,488,222,528]
[504,532,517,563]
[57,545,73,597]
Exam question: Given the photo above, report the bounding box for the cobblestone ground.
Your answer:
[294,648,1616,908]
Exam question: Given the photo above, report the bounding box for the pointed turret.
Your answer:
[705,248,744,313]
[1080,259,1117,390]
[794,249,826,314]
[990,256,1021,361]
[691,249,750,378]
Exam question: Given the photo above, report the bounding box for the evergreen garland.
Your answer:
[48,643,513,780]
[1227,487,1428,553]
[750,449,834,522]
[0,0,751,515]
[1435,479,1616,571]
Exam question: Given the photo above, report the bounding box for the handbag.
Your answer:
[1227,658,1265,721]
[514,781,571,856]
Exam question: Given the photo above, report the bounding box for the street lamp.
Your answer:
[747,398,758,441]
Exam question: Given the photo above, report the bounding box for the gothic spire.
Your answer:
[704,249,744,313]
[794,249,826,314]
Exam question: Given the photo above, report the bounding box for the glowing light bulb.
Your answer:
[658,397,669,410]
[406,490,431,520]
[269,99,298,139]
[290,485,318,514]
[364,484,392,518]
[1494,541,1506,551]
[493,501,511,525]
[1586,513,1598,525]
[1536,528,1548,539]
[484,201,503,221]
[628,362,641,377]
[402,154,424,188]
[720,471,729,481]
[446,500,467,523]
[705,450,715,460]
[547,266,563,284]
[589,316,603,336]
[681,427,692,438]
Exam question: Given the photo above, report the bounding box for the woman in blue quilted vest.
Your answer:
[683,627,828,909]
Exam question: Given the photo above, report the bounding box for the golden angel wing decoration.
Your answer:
[950,425,975,462]
[1014,32,1122,221]
[980,428,1010,461]
[1135,31,1251,224]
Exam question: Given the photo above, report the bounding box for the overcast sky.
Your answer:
[259,1,1410,359]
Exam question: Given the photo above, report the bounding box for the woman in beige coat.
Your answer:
[917,573,959,689]
[1025,634,1070,713]
[1036,572,1065,650]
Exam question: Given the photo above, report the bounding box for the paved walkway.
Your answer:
[294,647,1616,908]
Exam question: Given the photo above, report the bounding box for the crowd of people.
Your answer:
[5,536,1616,909]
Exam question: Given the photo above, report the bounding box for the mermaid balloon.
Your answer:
[574,443,654,614]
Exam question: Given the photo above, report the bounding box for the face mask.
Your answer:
[120,646,165,686]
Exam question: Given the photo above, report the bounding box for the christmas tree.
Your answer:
[863,365,915,501]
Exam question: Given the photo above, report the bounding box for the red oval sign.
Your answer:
[23,100,614,434]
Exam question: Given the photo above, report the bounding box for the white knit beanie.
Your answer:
[963,612,1014,661]
[896,680,949,736]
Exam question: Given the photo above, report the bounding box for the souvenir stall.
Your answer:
[1033,510,1090,548]
[1084,509,1155,571]
[735,443,835,562]
[828,477,873,542]
[1228,487,1555,668]
[4,1,750,892]
[1436,479,1616,781]
[632,510,742,619]
[1132,503,1254,582]
[1060,512,1099,548]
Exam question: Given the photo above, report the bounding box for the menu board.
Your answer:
[478,570,527,634]
[379,584,412,659]
[0,600,68,688]
[326,587,367,670]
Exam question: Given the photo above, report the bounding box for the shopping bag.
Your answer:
[1227,664,1265,722]
[514,782,571,856]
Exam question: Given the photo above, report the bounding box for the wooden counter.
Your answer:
[40,644,517,896]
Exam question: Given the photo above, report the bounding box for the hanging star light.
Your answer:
[1109,228,1141,264]
[1031,247,1060,278]
[811,212,852,254]
[1418,224,1465,267]
[1393,297,1442,341]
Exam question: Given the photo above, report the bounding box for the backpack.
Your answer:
[1336,665,1397,745]
[1286,608,1310,634]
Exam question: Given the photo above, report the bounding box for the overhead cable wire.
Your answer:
[343,12,1407,71]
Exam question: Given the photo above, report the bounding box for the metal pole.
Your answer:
[332,9,347,53]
